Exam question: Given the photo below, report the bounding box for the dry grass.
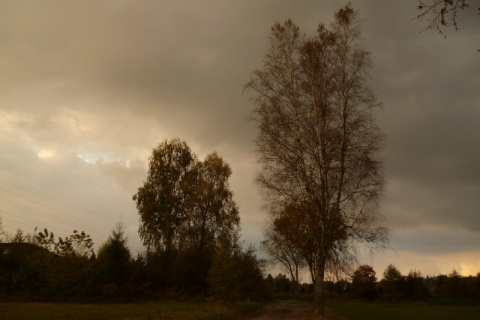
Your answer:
[327,302,480,320]
[302,308,348,320]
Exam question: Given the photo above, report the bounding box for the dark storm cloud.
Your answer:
[391,227,480,254]
[96,159,146,194]
[355,2,480,243]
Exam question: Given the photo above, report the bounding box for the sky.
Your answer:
[0,0,479,278]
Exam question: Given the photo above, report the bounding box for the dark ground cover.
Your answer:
[327,302,480,320]
[0,301,263,320]
[4,299,479,320]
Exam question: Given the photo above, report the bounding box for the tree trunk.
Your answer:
[314,257,326,315]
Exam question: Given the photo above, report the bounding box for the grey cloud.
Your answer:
[356,1,480,241]
[391,227,480,255]
[383,180,480,231]
[96,159,146,195]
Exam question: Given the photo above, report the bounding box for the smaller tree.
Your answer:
[381,264,404,301]
[445,269,467,299]
[261,215,303,291]
[97,221,132,288]
[208,234,266,302]
[404,269,429,300]
[10,228,26,243]
[262,203,319,289]
[185,152,240,252]
[236,245,267,300]
[0,215,5,242]
[134,139,241,292]
[208,234,242,302]
[272,273,293,294]
[134,139,240,257]
[351,265,377,300]
[134,138,196,253]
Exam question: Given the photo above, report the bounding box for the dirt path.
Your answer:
[242,300,312,320]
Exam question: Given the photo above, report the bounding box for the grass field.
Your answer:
[3,300,480,320]
[0,301,261,320]
[327,302,480,320]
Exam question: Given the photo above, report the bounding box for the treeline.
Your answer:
[267,264,480,305]
[0,221,267,302]
[0,140,269,302]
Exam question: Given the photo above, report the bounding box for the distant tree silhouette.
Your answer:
[404,269,429,300]
[0,216,5,242]
[208,234,266,302]
[10,228,26,243]
[97,221,132,291]
[35,228,94,258]
[380,264,404,301]
[351,265,377,300]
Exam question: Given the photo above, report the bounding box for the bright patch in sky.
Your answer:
[77,154,90,163]
[460,261,480,277]
[37,148,56,159]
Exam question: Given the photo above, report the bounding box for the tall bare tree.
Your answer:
[246,4,388,315]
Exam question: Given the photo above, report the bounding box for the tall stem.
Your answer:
[314,256,326,315]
